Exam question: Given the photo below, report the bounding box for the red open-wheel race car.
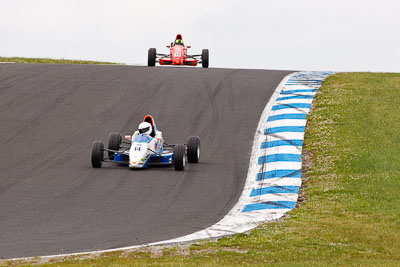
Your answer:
[148,34,209,68]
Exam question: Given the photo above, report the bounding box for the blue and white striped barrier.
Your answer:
[241,71,333,214]
[21,71,333,259]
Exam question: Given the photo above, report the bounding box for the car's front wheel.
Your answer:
[148,48,156,67]
[174,144,185,171]
[91,141,104,168]
[201,49,209,68]
[187,136,200,163]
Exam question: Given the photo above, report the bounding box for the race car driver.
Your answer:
[131,121,153,143]
[174,39,184,46]
[138,122,152,136]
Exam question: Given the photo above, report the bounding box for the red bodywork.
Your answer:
[159,34,198,66]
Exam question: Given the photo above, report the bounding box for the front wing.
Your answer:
[112,151,174,168]
[159,57,197,66]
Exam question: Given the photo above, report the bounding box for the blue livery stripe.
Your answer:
[242,201,296,212]
[258,153,301,164]
[261,139,303,148]
[265,126,305,134]
[250,186,300,196]
[280,89,318,94]
[267,113,307,121]
[256,169,301,180]
[276,95,314,101]
[272,103,311,110]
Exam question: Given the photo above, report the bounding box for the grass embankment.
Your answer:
[3,73,400,266]
[0,57,117,64]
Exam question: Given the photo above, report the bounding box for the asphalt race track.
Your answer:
[0,63,291,258]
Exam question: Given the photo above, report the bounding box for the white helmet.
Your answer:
[138,122,152,135]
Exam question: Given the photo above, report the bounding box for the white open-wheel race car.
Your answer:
[91,115,200,171]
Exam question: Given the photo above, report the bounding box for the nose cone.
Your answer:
[129,143,148,168]
[172,46,183,64]
[129,160,142,168]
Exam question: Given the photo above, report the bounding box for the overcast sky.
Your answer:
[1,0,399,72]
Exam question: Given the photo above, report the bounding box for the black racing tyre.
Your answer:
[201,49,209,68]
[108,132,121,160]
[174,144,185,171]
[91,141,104,168]
[148,48,156,67]
[187,136,200,163]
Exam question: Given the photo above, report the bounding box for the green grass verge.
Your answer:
[0,56,118,64]
[2,72,400,266]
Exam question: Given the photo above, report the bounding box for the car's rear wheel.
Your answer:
[108,132,121,160]
[201,49,209,68]
[187,136,200,163]
[148,48,156,67]
[91,141,104,168]
[174,144,185,171]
